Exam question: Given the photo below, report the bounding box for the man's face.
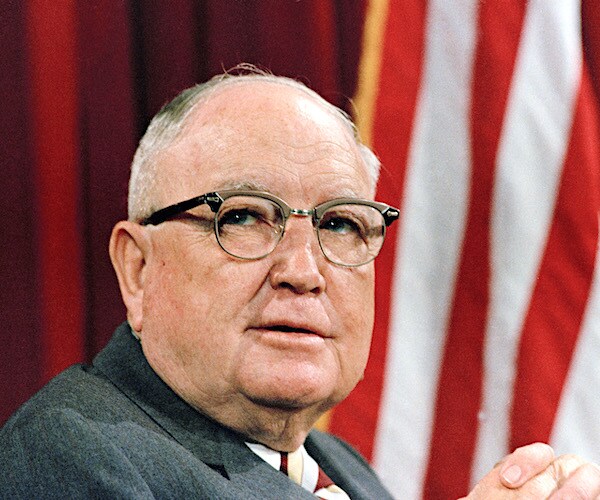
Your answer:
[137,81,375,436]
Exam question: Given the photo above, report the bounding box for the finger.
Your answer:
[548,460,600,500]
[500,442,555,488]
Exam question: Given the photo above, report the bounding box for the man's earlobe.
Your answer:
[109,221,150,332]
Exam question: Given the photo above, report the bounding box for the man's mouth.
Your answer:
[251,323,327,339]
[266,325,316,334]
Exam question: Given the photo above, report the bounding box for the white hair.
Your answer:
[128,66,381,221]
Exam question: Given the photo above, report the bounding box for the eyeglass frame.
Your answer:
[140,189,400,267]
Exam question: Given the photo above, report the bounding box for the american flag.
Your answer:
[329,1,600,498]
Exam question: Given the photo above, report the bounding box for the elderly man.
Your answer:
[1,69,599,499]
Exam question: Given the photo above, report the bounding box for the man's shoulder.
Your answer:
[3,363,124,432]
[0,364,215,499]
[2,323,146,432]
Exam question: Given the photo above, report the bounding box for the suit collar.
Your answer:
[92,323,317,498]
[93,323,230,467]
[306,431,393,499]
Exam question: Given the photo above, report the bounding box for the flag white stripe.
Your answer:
[551,237,600,462]
[373,1,478,497]
[472,0,582,484]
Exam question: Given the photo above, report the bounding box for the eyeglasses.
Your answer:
[141,190,399,267]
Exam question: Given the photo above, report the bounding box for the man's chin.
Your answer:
[247,393,323,412]
[245,386,345,418]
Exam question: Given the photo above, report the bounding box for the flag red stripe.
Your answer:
[329,0,427,461]
[424,2,527,497]
[510,66,600,448]
[26,0,85,379]
[582,0,600,112]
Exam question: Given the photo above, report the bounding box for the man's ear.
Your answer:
[109,221,151,333]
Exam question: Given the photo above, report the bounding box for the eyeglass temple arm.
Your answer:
[141,192,224,226]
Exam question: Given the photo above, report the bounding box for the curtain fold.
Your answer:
[0,0,365,426]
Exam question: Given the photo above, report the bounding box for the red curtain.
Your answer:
[0,1,365,425]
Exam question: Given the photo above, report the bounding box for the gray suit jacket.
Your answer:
[0,323,394,499]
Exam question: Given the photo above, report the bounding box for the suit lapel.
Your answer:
[94,323,228,467]
[94,323,316,499]
[306,431,394,500]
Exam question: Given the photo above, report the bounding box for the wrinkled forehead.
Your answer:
[157,80,372,202]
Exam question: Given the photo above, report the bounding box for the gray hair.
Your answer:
[128,66,381,221]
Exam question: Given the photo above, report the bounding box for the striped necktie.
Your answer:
[280,446,350,499]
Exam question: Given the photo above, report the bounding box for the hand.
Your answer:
[463,443,600,499]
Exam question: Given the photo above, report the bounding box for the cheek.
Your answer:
[341,266,375,326]
[333,270,375,375]
[139,256,252,402]
[141,242,268,360]
[140,238,215,343]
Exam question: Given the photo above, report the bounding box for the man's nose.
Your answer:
[267,216,326,294]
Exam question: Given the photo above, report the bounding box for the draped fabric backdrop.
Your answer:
[2,1,600,498]
[1,0,365,419]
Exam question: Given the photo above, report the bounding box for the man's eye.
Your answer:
[219,209,259,226]
[321,217,361,235]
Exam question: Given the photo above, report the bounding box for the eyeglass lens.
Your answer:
[214,195,385,266]
[216,196,284,259]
